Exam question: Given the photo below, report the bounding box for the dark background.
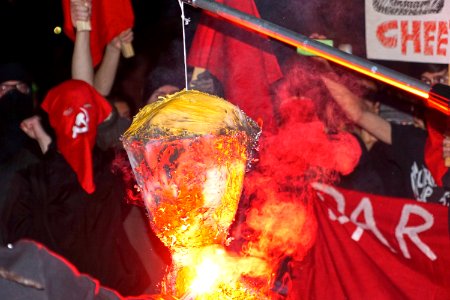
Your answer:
[0,0,415,107]
[0,0,201,104]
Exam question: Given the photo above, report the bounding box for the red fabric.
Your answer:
[187,0,283,130]
[62,0,134,67]
[425,110,448,187]
[41,80,112,194]
[290,185,450,300]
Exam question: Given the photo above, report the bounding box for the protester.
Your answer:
[0,239,176,300]
[1,80,150,296]
[142,64,184,106]
[416,63,449,86]
[146,84,180,105]
[0,63,44,245]
[70,0,133,149]
[0,239,127,300]
[322,66,450,206]
[71,2,171,293]
[108,93,134,119]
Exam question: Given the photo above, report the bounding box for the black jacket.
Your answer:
[1,145,150,296]
[0,240,123,300]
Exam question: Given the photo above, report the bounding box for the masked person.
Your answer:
[0,63,35,163]
[1,80,150,296]
[0,63,42,244]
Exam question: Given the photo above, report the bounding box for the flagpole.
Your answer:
[181,0,450,115]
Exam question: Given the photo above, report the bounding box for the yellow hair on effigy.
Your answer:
[124,89,257,139]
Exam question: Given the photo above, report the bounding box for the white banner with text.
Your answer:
[365,0,450,63]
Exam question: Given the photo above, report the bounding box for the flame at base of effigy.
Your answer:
[166,245,272,299]
[122,90,263,299]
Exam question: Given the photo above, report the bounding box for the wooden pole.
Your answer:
[121,42,134,58]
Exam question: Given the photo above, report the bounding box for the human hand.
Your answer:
[321,76,365,123]
[443,136,450,162]
[109,29,134,51]
[20,116,47,141]
[70,0,92,28]
[309,33,327,40]
[21,116,52,153]
[308,33,333,70]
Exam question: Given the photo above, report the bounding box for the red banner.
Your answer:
[291,183,450,299]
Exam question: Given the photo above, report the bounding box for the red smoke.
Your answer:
[116,55,366,298]
[230,55,364,296]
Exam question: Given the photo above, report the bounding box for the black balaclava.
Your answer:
[0,63,34,162]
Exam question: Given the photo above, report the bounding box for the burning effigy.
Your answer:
[122,89,272,299]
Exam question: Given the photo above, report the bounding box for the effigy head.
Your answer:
[122,89,260,251]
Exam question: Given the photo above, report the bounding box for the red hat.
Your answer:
[41,80,112,193]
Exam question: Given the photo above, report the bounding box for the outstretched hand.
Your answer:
[70,0,92,28]
[109,29,134,51]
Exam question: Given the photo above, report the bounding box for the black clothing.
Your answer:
[339,135,385,195]
[369,141,406,198]
[0,90,39,244]
[0,90,35,162]
[1,145,150,296]
[340,125,450,205]
[0,141,41,245]
[339,134,404,197]
[97,108,131,151]
[391,123,450,206]
[0,240,123,300]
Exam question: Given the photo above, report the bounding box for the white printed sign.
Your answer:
[365,0,450,63]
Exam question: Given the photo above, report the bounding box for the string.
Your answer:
[178,0,190,90]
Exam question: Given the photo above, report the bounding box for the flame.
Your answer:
[175,245,271,299]
[189,256,221,294]
[121,90,273,298]
[137,133,248,250]
[124,132,258,298]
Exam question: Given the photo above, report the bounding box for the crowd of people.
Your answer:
[0,0,449,299]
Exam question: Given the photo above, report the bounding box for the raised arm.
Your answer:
[70,0,94,85]
[322,76,392,145]
[94,29,133,96]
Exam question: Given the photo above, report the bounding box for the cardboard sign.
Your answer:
[365,0,450,63]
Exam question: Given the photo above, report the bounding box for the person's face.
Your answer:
[147,85,180,104]
[0,80,30,99]
[114,101,131,119]
[420,69,448,86]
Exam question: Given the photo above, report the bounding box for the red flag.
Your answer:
[62,0,134,67]
[187,0,283,130]
[424,109,449,187]
[290,184,450,300]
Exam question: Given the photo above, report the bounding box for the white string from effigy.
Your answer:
[178,0,191,90]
